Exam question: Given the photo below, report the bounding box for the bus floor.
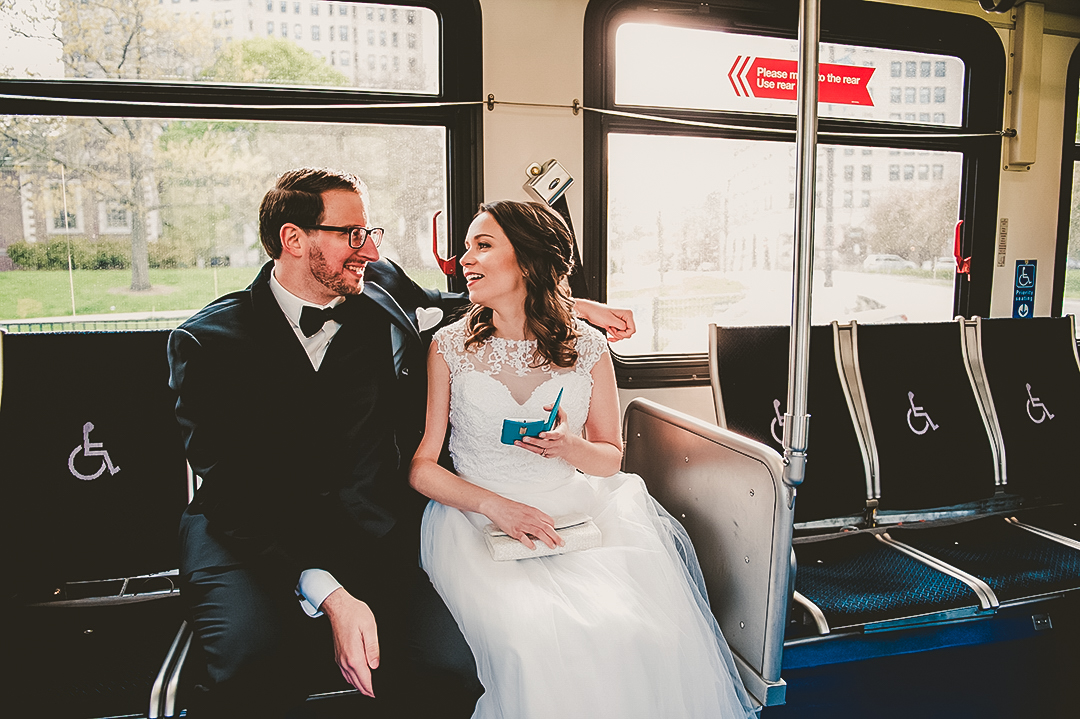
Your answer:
[764,604,1080,718]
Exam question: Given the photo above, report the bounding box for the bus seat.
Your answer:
[976,316,1080,510]
[709,321,993,638]
[0,329,189,719]
[792,530,993,633]
[790,526,997,637]
[876,315,1080,606]
[790,321,1015,634]
[709,323,870,526]
[1006,505,1080,544]
[968,316,1080,546]
[886,517,1080,605]
[785,319,1078,640]
[847,319,999,512]
[844,318,1080,608]
[623,397,791,708]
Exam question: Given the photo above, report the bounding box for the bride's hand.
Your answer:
[482,496,564,550]
[516,405,569,460]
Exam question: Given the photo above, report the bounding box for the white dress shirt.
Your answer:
[269,270,406,373]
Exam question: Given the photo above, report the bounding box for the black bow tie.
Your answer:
[299,304,349,338]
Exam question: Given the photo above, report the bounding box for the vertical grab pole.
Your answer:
[783,0,821,491]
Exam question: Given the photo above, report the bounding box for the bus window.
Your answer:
[1060,54,1080,325]
[0,1,439,94]
[0,117,446,324]
[1066,160,1080,321]
[615,24,965,128]
[587,0,1004,358]
[607,133,961,355]
[0,1,479,332]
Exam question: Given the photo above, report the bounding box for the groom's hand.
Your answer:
[573,299,636,341]
[322,588,380,698]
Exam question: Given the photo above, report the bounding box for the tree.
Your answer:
[383,125,445,271]
[3,4,367,284]
[202,120,447,276]
[652,210,673,283]
[864,183,959,268]
[2,0,214,290]
[606,197,646,278]
[156,120,267,267]
[698,190,730,271]
[203,38,350,87]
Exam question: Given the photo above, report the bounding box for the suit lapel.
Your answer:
[245,261,425,377]
[362,280,422,347]
[249,262,319,376]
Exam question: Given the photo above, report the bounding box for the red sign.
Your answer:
[728,56,875,106]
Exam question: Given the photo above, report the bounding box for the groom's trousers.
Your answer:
[178,509,482,718]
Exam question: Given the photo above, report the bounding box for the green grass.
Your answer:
[0,267,260,319]
[0,266,450,320]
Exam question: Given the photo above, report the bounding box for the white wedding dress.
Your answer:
[421,318,758,719]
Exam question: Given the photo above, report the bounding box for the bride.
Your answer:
[410,200,757,719]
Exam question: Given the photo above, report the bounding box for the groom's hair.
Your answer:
[464,200,579,368]
[259,168,368,259]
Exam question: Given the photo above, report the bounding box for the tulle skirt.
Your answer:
[420,471,758,719]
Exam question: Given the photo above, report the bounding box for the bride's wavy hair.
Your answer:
[463,200,578,368]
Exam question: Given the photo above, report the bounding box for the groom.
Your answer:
[169,167,634,718]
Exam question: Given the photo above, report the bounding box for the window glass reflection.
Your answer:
[607,133,962,354]
[1064,162,1080,323]
[615,24,964,126]
[0,117,447,330]
[0,1,438,94]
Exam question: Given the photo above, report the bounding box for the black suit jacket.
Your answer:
[168,260,464,591]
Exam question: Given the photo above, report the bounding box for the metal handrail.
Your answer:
[783,0,821,491]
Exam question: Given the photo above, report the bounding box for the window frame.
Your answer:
[0,0,483,294]
[584,0,1004,386]
[1052,43,1080,317]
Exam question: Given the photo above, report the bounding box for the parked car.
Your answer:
[862,254,917,272]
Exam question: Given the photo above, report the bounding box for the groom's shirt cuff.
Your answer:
[297,568,343,618]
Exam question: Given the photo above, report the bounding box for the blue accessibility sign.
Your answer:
[1012,260,1036,319]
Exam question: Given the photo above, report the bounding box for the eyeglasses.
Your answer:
[303,225,384,249]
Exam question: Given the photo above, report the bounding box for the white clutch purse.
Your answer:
[483,513,602,561]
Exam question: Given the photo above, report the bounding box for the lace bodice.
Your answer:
[434,318,608,488]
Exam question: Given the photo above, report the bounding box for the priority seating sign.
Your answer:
[1012,260,1036,319]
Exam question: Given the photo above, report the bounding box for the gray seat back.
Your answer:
[624,398,792,707]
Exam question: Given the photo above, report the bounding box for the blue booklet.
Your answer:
[500,388,564,445]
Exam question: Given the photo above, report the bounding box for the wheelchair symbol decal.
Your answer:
[68,422,121,481]
[1025,383,1054,424]
[906,391,939,435]
[1016,265,1035,288]
[770,399,784,445]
